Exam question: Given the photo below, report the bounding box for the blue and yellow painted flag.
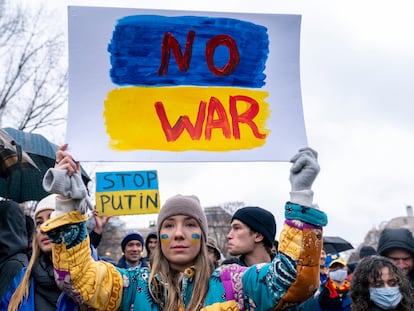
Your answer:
[104,15,271,152]
[95,170,160,216]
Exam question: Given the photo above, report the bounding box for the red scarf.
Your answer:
[325,278,350,298]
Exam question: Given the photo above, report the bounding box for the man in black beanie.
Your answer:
[223,206,276,266]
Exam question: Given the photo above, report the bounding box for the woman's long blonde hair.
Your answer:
[7,234,40,311]
[149,234,214,311]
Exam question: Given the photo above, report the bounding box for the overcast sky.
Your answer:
[25,0,414,248]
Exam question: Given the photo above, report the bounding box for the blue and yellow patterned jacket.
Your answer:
[42,197,327,311]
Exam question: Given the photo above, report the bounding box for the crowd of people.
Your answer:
[1,146,414,310]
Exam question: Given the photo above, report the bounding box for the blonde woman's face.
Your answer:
[35,209,54,254]
[159,215,202,272]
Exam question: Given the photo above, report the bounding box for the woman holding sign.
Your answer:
[40,145,327,311]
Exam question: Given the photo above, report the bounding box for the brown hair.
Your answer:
[350,256,413,311]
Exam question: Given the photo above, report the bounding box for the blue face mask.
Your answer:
[369,286,402,310]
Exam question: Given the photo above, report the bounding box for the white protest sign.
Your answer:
[67,6,307,162]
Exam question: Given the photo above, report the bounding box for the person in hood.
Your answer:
[0,194,80,311]
[206,237,222,268]
[351,255,413,311]
[0,200,29,300]
[143,231,157,262]
[377,228,414,290]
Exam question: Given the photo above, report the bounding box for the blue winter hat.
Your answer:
[121,231,144,252]
[232,206,276,247]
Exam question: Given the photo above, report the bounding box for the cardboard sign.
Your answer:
[95,170,160,216]
[67,7,307,162]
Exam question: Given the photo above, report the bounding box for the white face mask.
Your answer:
[329,268,348,282]
[369,287,402,310]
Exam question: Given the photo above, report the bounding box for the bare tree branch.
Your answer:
[0,0,67,132]
[0,1,24,50]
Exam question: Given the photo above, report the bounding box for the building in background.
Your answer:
[349,205,414,262]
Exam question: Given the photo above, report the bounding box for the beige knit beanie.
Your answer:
[157,194,208,240]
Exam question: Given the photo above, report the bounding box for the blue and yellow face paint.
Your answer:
[161,233,169,244]
[191,233,201,245]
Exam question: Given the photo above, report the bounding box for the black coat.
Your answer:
[32,253,62,311]
[0,200,29,299]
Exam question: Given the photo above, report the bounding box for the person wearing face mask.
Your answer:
[319,255,351,310]
[351,256,413,311]
[292,254,351,311]
[377,228,414,291]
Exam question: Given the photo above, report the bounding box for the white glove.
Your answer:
[289,147,320,191]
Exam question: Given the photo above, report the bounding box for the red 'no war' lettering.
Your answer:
[158,31,240,77]
[154,96,266,141]
[206,35,240,76]
[158,30,195,76]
